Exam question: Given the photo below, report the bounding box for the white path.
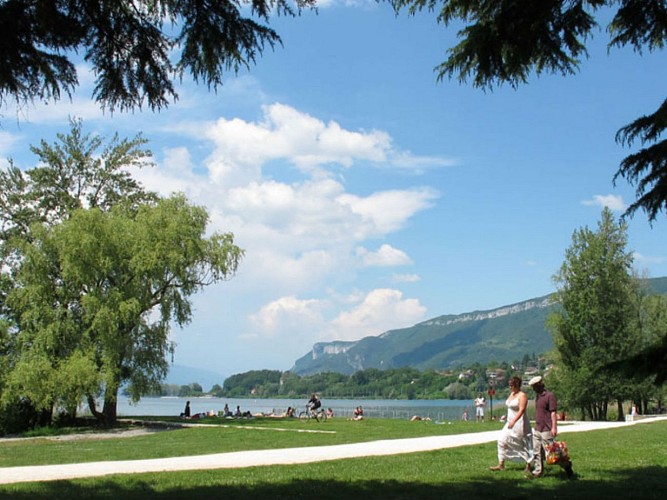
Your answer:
[1,416,664,485]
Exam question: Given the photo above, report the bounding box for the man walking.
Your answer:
[529,376,573,478]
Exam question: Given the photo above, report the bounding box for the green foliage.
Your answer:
[0,1,315,114]
[548,208,656,420]
[0,120,243,428]
[217,366,473,400]
[178,383,203,398]
[223,370,283,397]
[614,98,667,221]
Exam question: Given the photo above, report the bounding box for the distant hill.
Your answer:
[291,276,667,376]
[165,364,227,391]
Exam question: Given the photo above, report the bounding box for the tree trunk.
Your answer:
[101,379,120,427]
[87,394,105,424]
[616,400,625,421]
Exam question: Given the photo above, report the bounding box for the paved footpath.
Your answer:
[1,417,664,485]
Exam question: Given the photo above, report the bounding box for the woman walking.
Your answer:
[489,376,533,471]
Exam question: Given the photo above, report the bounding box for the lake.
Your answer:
[111,397,497,421]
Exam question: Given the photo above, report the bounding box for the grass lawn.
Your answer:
[0,418,665,499]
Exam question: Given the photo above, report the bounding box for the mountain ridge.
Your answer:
[291,277,667,375]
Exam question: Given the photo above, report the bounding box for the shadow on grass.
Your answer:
[2,466,665,500]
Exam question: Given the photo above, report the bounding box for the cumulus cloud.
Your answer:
[247,288,427,345]
[582,194,626,211]
[356,244,412,267]
[337,188,438,237]
[199,103,391,182]
[197,103,453,183]
[137,104,441,316]
[249,296,328,336]
[327,288,427,341]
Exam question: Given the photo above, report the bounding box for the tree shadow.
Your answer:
[2,465,665,500]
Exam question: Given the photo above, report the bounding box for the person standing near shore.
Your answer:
[181,401,191,419]
[474,393,486,422]
[529,376,574,478]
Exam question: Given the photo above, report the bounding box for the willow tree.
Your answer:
[0,121,242,426]
[548,208,638,420]
[5,197,241,425]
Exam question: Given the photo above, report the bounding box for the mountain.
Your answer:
[291,277,667,376]
[165,364,227,391]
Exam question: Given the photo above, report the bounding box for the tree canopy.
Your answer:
[390,0,667,222]
[0,121,243,427]
[547,207,664,419]
[0,0,314,113]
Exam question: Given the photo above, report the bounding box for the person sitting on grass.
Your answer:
[351,406,364,420]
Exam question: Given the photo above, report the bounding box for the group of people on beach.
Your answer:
[180,402,254,420]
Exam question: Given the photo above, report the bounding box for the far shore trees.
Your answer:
[0,120,243,428]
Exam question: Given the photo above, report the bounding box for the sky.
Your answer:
[1,2,665,382]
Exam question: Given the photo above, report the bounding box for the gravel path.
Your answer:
[1,416,664,485]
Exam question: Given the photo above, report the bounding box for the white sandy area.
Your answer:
[1,416,664,485]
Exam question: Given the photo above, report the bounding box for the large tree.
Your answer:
[548,207,639,420]
[0,0,314,113]
[4,198,242,425]
[0,119,156,316]
[390,0,667,222]
[0,121,243,426]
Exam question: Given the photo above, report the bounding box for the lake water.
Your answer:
[112,397,488,421]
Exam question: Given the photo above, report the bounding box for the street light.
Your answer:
[488,383,496,420]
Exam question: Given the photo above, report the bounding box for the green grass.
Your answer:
[0,419,665,499]
[0,417,489,467]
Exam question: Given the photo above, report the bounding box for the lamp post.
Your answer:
[488,386,496,420]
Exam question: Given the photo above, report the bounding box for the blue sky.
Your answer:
[1,2,665,381]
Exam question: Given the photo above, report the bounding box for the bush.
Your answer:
[0,398,45,436]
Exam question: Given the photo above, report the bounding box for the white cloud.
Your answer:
[200,103,392,182]
[633,252,666,266]
[582,194,626,211]
[246,288,427,346]
[249,296,328,337]
[338,188,438,237]
[195,103,452,184]
[391,273,421,283]
[327,288,427,341]
[356,244,413,267]
[0,130,20,156]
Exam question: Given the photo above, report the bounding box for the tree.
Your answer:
[608,292,667,388]
[0,117,156,259]
[548,207,638,420]
[4,194,242,426]
[390,0,667,222]
[1,0,314,114]
[0,122,243,426]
